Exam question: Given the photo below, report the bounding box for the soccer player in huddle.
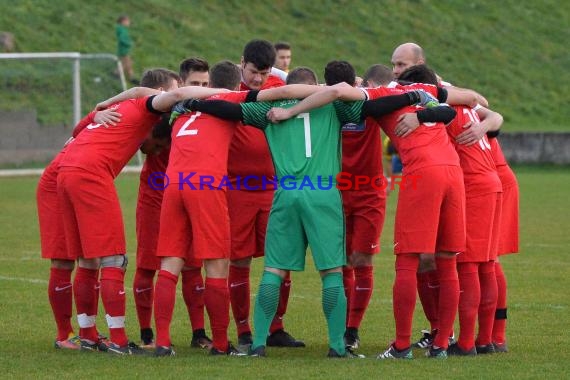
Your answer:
[391,42,489,349]
[274,41,292,73]
[322,61,392,350]
[399,64,505,355]
[57,68,227,354]
[227,39,303,348]
[38,107,120,350]
[489,132,520,353]
[133,58,213,350]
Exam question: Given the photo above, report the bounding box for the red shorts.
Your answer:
[497,166,519,255]
[227,189,273,260]
[157,187,230,262]
[57,168,126,259]
[394,165,466,255]
[458,192,502,263]
[342,188,386,255]
[135,187,162,270]
[37,164,73,260]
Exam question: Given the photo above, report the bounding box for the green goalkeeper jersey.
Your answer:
[242,99,358,184]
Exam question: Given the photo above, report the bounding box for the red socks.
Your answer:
[476,261,498,346]
[182,267,205,332]
[133,268,155,330]
[154,270,178,347]
[228,265,251,335]
[457,262,480,350]
[270,272,291,333]
[205,277,230,352]
[48,267,74,341]
[100,267,127,347]
[493,261,508,344]
[417,270,440,331]
[74,267,99,343]
[347,266,373,329]
[393,255,419,350]
[343,267,355,321]
[433,256,459,349]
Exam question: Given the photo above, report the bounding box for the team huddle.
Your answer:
[37,39,519,359]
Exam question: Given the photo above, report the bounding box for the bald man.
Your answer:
[391,43,425,79]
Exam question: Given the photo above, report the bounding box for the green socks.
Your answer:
[252,271,283,349]
[322,272,347,355]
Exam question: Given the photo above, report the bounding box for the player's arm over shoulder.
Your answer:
[150,86,230,113]
[476,105,503,132]
[96,87,160,110]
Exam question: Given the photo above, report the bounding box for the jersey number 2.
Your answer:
[297,113,312,158]
[176,112,202,137]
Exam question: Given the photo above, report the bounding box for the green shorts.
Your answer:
[264,187,346,271]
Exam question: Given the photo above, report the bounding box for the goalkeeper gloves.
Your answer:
[169,99,198,125]
[408,90,440,108]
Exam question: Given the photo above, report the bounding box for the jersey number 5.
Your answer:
[297,113,312,158]
[176,112,202,137]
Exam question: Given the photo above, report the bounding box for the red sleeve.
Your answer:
[207,91,249,103]
[263,75,286,89]
[72,110,96,137]
[400,83,439,97]
[365,86,400,100]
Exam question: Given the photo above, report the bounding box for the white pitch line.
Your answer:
[0,275,47,284]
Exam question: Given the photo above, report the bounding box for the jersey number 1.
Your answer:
[297,113,312,158]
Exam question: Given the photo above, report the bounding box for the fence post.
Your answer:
[72,57,81,126]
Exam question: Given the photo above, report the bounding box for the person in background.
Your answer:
[274,42,292,73]
[115,14,136,84]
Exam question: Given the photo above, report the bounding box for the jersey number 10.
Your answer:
[462,108,491,151]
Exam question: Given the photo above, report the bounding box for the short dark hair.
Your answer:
[243,39,276,70]
[363,64,393,87]
[116,14,129,23]
[152,114,172,141]
[274,42,291,51]
[398,64,438,85]
[140,68,180,89]
[286,67,318,85]
[324,60,356,86]
[209,60,241,90]
[179,57,209,82]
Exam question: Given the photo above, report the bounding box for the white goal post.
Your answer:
[0,52,144,176]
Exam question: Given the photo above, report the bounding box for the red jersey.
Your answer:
[60,96,161,178]
[42,109,97,187]
[227,75,285,189]
[489,137,507,166]
[489,137,518,188]
[364,84,460,175]
[167,91,248,187]
[72,110,97,138]
[40,151,65,191]
[138,147,170,209]
[447,106,502,197]
[341,117,384,183]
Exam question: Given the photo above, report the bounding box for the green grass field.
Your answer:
[0,165,569,379]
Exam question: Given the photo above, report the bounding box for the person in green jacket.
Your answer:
[116,14,136,83]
